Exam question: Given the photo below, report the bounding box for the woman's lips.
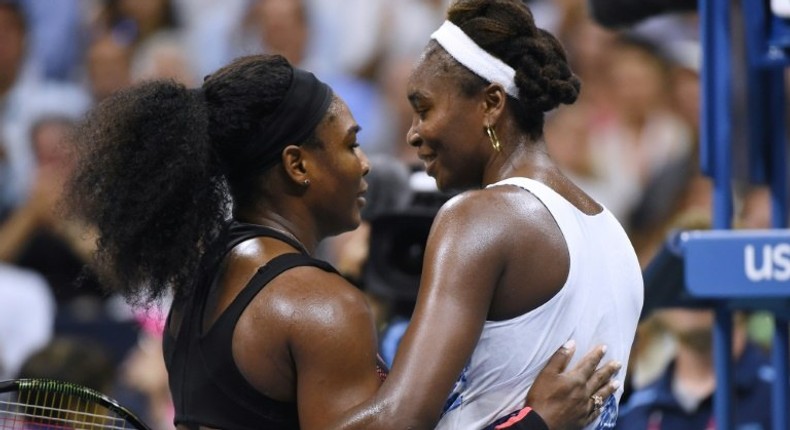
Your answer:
[419,154,437,176]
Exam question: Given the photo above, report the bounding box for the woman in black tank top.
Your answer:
[65,50,618,430]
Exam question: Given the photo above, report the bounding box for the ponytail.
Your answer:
[66,80,229,304]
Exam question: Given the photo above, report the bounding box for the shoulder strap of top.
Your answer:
[171,222,318,348]
[198,252,340,413]
[229,252,338,317]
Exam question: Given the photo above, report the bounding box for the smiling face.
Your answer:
[406,47,490,191]
[303,97,370,236]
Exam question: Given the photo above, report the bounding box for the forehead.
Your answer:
[408,44,468,98]
[409,47,443,84]
[316,96,357,139]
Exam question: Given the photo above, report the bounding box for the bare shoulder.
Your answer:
[250,264,373,330]
[233,261,378,403]
[434,185,554,237]
[235,263,375,367]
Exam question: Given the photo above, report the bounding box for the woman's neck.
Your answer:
[482,136,603,216]
[233,208,318,255]
[483,138,558,187]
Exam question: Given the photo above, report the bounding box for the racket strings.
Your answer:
[0,390,134,430]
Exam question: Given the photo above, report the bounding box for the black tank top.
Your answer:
[163,221,338,430]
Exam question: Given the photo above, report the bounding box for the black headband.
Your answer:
[228,68,333,177]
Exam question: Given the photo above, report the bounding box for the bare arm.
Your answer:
[324,189,623,429]
[291,273,384,430]
[327,192,511,429]
[238,267,384,430]
[248,191,620,430]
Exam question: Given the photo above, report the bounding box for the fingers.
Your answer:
[569,344,607,377]
[592,374,621,403]
[583,379,621,425]
[586,359,622,395]
[585,400,603,424]
[544,339,577,373]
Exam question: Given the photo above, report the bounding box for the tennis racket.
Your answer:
[0,379,151,430]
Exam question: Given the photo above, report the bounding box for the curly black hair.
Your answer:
[65,55,305,305]
[430,0,581,140]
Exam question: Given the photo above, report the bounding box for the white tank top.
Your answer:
[436,177,644,430]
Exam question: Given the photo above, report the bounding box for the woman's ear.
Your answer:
[281,144,309,186]
[483,83,507,124]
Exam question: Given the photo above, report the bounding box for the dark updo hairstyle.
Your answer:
[433,0,580,140]
[66,55,314,305]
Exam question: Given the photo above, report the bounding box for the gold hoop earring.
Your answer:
[486,125,501,153]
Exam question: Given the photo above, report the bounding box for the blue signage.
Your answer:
[681,229,790,297]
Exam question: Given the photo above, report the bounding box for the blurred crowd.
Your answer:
[0,0,785,428]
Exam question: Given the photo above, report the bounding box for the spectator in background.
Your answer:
[118,310,174,430]
[587,0,697,29]
[668,43,700,137]
[621,195,778,429]
[738,185,774,230]
[617,308,772,430]
[560,17,617,107]
[86,34,133,102]
[94,0,179,48]
[0,2,26,215]
[374,0,448,69]
[588,36,694,235]
[18,336,115,394]
[253,0,311,70]
[602,35,692,187]
[16,0,85,82]
[0,263,55,380]
[173,0,248,79]
[625,37,707,263]
[0,0,90,213]
[735,185,780,351]
[131,32,197,86]
[240,0,390,156]
[0,116,103,306]
[0,114,138,373]
[0,1,39,209]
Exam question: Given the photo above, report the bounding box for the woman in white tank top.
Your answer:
[322,0,643,429]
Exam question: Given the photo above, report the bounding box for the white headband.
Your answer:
[430,20,519,98]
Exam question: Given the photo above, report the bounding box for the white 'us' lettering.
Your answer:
[744,243,790,281]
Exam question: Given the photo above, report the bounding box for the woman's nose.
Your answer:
[359,148,371,176]
[406,126,421,147]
